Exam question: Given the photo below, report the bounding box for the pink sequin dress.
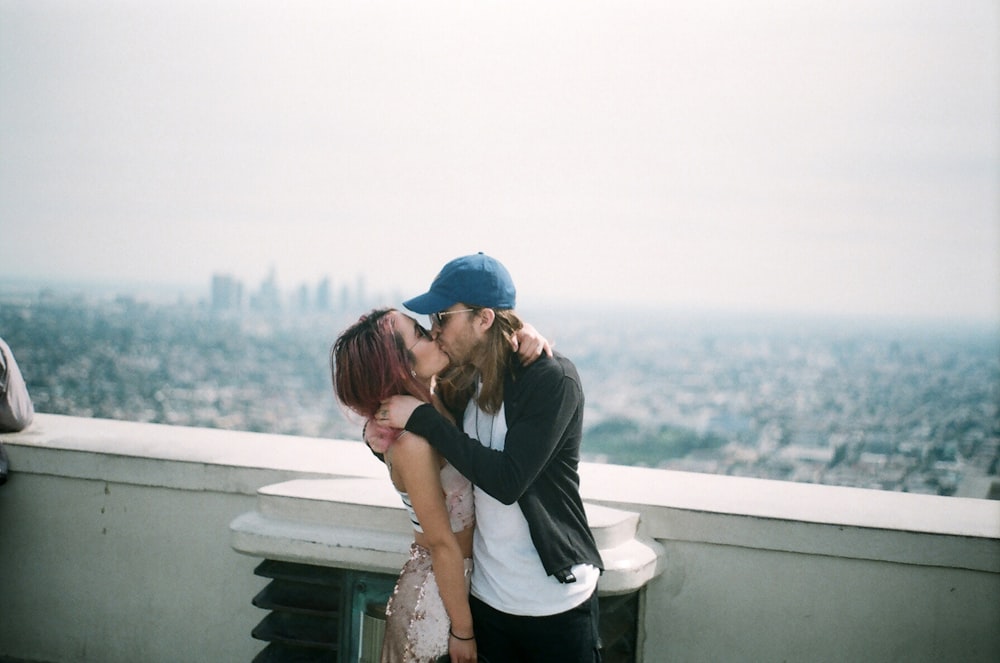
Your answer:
[381,462,475,663]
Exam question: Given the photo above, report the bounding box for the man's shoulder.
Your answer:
[514,351,581,385]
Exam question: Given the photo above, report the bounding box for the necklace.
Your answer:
[472,380,497,449]
[474,402,496,449]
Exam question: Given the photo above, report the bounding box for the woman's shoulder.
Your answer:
[389,430,437,462]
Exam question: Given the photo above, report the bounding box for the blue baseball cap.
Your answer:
[403,252,517,314]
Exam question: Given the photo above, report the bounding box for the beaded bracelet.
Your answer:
[449,628,475,641]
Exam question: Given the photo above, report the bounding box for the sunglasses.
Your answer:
[407,324,431,351]
[430,308,476,327]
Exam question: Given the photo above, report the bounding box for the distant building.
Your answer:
[355,276,366,308]
[251,268,281,312]
[211,274,244,311]
[296,284,310,312]
[316,277,331,311]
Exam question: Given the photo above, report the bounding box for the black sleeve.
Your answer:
[405,357,582,505]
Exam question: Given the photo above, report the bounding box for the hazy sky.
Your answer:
[1,1,997,321]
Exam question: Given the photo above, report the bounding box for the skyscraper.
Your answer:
[211,274,244,312]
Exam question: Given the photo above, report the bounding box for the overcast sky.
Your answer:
[1,1,997,321]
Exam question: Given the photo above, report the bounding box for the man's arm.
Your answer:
[402,358,581,504]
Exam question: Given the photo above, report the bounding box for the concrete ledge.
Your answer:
[2,413,383,494]
[230,478,666,595]
[580,462,1000,573]
[230,511,413,573]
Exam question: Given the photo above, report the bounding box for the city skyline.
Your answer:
[1,1,997,323]
[3,263,998,329]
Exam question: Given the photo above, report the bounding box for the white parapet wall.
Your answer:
[1,413,998,663]
[0,414,384,663]
[579,463,1000,662]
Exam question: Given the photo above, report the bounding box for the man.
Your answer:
[380,252,603,662]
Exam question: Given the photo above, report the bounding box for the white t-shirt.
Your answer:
[463,395,599,616]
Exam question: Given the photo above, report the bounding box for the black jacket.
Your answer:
[405,352,604,578]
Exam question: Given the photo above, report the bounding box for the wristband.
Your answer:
[449,628,475,641]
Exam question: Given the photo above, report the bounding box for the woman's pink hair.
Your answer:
[330,308,431,452]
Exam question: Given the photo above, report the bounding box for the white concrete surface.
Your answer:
[1,414,997,663]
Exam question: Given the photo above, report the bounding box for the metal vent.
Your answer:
[250,560,395,663]
[598,592,640,663]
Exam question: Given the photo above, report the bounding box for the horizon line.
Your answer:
[1,274,998,330]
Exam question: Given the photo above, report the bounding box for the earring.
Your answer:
[411,369,417,378]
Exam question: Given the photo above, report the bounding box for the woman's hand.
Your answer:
[378,394,424,429]
[448,632,477,662]
[362,417,399,454]
[511,322,553,365]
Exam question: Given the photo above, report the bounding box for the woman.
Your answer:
[331,309,548,663]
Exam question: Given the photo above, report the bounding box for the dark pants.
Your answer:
[470,591,601,663]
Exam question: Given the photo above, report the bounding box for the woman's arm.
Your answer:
[390,433,477,663]
[512,322,553,364]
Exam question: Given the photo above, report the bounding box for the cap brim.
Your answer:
[402,290,456,315]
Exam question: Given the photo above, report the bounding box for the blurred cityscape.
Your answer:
[1,272,998,500]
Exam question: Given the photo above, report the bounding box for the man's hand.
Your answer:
[378,394,424,430]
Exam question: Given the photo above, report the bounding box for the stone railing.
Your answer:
[1,413,998,663]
